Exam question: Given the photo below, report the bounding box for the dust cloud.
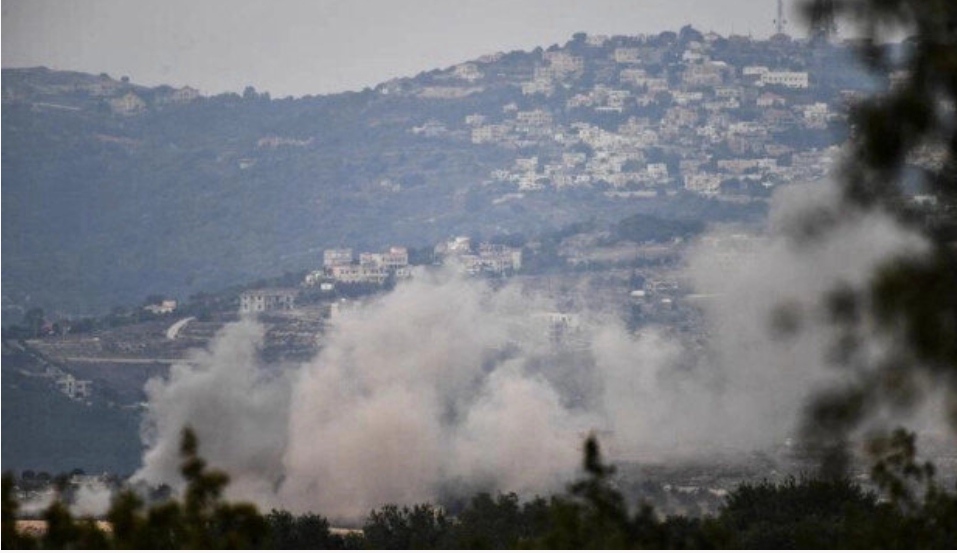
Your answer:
[133,180,927,521]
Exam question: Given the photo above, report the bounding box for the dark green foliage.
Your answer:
[796,0,957,471]
[106,427,270,549]
[362,503,451,549]
[718,477,882,548]
[266,509,345,549]
[525,436,686,549]
[5,433,957,548]
[2,427,269,549]
[527,437,957,549]
[446,492,550,549]
[3,475,37,549]
[612,213,705,244]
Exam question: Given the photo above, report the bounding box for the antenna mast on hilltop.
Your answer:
[773,0,788,35]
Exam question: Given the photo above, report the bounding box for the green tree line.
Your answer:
[4,430,956,549]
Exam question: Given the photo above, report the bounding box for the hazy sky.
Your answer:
[3,0,805,98]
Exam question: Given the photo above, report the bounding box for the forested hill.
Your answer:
[2,29,872,315]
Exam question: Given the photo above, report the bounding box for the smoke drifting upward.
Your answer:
[134,180,926,521]
[279,273,601,518]
[134,320,292,505]
[683,182,928,450]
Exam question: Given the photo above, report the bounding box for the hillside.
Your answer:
[2,29,872,316]
[1,343,142,474]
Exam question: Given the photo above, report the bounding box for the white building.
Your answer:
[323,248,354,268]
[359,246,409,272]
[240,289,297,313]
[613,48,642,64]
[684,173,723,195]
[534,312,583,345]
[57,374,92,401]
[329,265,388,284]
[647,163,669,180]
[516,109,553,127]
[521,79,554,96]
[170,86,201,103]
[802,102,830,128]
[472,124,509,144]
[464,113,487,127]
[742,65,769,77]
[143,299,177,315]
[453,63,484,82]
[543,51,584,74]
[109,92,146,115]
[760,71,809,89]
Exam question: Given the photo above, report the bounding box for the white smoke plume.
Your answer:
[134,319,292,505]
[71,482,113,518]
[13,483,113,518]
[17,489,56,518]
[682,182,928,450]
[133,180,927,521]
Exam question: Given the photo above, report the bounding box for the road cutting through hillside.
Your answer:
[165,316,196,340]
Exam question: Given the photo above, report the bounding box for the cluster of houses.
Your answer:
[304,246,412,287]
[397,31,857,198]
[478,42,836,195]
[142,299,178,315]
[104,85,200,115]
[239,289,297,314]
[433,237,523,276]
[236,246,411,315]
[301,239,522,288]
[239,239,524,314]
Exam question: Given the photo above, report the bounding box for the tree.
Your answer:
[266,509,344,549]
[532,435,672,548]
[678,25,705,46]
[797,0,957,472]
[718,477,884,548]
[1,427,268,549]
[21,307,45,337]
[2,475,36,549]
[362,503,451,549]
[447,492,552,548]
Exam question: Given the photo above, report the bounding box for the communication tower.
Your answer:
[773,0,788,35]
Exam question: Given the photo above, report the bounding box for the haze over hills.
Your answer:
[2,29,872,316]
[7,22,955,524]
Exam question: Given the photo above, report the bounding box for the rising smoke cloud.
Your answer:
[133,180,927,521]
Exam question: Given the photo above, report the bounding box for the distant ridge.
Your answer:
[2,29,870,315]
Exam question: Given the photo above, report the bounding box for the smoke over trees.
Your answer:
[5,431,956,548]
[796,0,957,473]
[122,175,929,521]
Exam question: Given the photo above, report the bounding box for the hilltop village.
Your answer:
[5,27,871,205]
[385,28,867,199]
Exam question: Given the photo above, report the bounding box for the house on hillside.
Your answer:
[323,249,354,268]
[143,300,177,315]
[170,86,201,103]
[56,374,92,401]
[109,92,146,115]
[239,289,297,313]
